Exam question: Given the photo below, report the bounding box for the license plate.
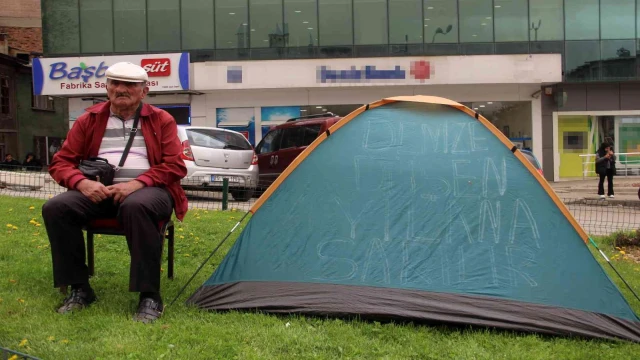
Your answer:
[211,175,242,183]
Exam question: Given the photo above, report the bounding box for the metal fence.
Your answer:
[579,152,640,179]
[0,347,41,360]
[1,167,640,236]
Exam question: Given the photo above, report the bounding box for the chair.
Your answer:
[84,218,175,279]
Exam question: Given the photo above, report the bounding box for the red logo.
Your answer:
[410,60,432,82]
[141,58,171,77]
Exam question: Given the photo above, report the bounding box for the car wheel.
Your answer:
[230,188,254,202]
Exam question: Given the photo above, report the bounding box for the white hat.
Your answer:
[105,62,149,83]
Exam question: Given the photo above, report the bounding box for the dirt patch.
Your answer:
[612,232,640,263]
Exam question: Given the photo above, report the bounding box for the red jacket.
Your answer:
[49,101,188,220]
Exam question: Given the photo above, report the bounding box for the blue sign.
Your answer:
[317,65,406,83]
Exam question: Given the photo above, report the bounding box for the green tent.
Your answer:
[188,96,640,342]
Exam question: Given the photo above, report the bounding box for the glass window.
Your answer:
[458,0,493,43]
[186,129,252,150]
[79,0,113,53]
[424,0,458,44]
[280,128,305,149]
[601,0,635,39]
[601,40,636,79]
[285,0,318,47]
[529,0,563,41]
[1,78,9,114]
[319,0,353,46]
[354,0,387,45]
[565,41,600,81]
[565,0,599,40]
[216,0,249,49]
[181,0,215,50]
[147,0,181,51]
[389,0,422,44]
[114,0,147,52]
[257,129,283,154]
[42,0,80,54]
[494,0,527,42]
[250,0,284,48]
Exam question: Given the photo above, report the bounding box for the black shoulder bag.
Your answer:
[78,103,143,186]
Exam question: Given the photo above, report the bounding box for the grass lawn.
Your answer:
[1,195,640,359]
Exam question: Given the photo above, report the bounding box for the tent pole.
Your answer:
[589,238,640,304]
[169,211,251,307]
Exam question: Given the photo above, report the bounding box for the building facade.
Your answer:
[39,0,640,181]
[0,0,67,163]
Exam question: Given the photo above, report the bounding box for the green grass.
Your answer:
[1,195,640,359]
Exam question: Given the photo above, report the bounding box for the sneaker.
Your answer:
[609,195,615,198]
[133,298,164,324]
[599,195,605,199]
[57,288,96,314]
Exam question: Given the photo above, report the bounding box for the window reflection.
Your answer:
[529,0,563,41]
[284,0,318,47]
[600,0,635,40]
[181,0,214,50]
[601,40,636,79]
[148,0,180,51]
[389,0,422,44]
[354,0,387,45]
[424,0,458,44]
[459,0,493,43]
[216,0,249,49]
[250,0,284,48]
[565,41,600,81]
[319,0,353,46]
[494,0,528,42]
[565,0,599,40]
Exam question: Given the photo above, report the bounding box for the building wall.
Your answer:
[16,68,67,161]
[0,0,41,53]
[541,82,640,180]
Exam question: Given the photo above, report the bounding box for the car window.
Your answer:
[300,125,322,146]
[256,129,283,154]
[279,125,323,150]
[186,129,251,150]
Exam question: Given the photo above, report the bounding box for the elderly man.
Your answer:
[43,62,187,323]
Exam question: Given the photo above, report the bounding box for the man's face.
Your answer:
[5,155,12,161]
[106,79,149,110]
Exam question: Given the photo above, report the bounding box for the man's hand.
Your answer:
[106,180,146,204]
[77,179,112,203]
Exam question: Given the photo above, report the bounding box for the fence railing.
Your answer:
[579,152,640,179]
[1,346,41,360]
[1,167,640,235]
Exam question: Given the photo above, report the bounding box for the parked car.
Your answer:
[520,149,544,177]
[177,126,258,201]
[255,113,342,187]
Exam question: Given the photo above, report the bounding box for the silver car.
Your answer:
[176,126,258,201]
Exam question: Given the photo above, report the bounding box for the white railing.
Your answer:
[579,152,640,179]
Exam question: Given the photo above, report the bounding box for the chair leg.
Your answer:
[167,224,174,280]
[87,231,95,277]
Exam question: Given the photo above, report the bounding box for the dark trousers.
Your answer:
[42,187,173,293]
[598,169,614,196]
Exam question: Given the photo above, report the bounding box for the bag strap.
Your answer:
[117,103,143,169]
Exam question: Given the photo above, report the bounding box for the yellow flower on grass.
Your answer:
[97,234,101,238]
[61,339,69,344]
[620,250,626,255]
[190,233,194,236]
[204,210,209,214]
[18,339,28,347]
[9,279,16,284]
[28,206,35,210]
[17,298,25,303]
[35,224,41,227]
[6,224,12,228]
[47,336,55,341]
[178,228,183,232]
[12,226,18,230]
[8,355,18,360]
[29,220,36,224]
[184,254,191,257]
[179,235,185,239]
[195,237,200,240]
[8,208,13,212]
